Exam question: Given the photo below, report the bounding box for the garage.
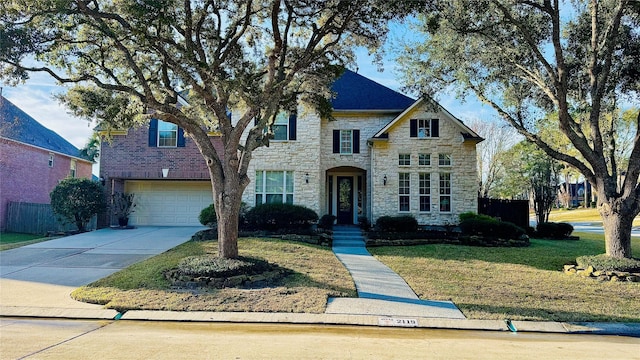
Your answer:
[124,180,213,226]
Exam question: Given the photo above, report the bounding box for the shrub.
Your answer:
[536,222,574,238]
[174,256,273,278]
[576,254,640,272]
[318,214,336,230]
[199,204,217,227]
[199,202,249,228]
[375,215,418,232]
[244,203,319,231]
[459,213,525,240]
[358,216,371,230]
[50,178,107,232]
[459,212,495,222]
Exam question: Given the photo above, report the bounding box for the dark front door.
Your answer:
[337,176,354,224]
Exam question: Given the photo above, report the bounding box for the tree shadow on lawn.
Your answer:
[456,302,640,323]
[271,270,356,297]
[369,237,612,272]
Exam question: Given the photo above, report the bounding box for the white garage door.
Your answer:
[124,181,213,226]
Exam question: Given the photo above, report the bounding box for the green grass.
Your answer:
[370,232,640,322]
[72,237,356,313]
[0,233,51,251]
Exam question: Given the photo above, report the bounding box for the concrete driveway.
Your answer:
[0,227,203,314]
[1,226,204,286]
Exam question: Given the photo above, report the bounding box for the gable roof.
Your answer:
[372,97,483,142]
[331,69,415,112]
[0,95,88,160]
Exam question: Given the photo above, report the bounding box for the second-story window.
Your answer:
[48,153,54,167]
[333,129,360,154]
[398,154,411,166]
[148,119,186,147]
[158,120,178,147]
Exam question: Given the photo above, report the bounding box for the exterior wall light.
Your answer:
[305,173,309,184]
[383,175,387,186]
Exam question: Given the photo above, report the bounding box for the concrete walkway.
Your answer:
[326,226,465,319]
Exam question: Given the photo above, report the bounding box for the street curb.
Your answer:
[3,307,639,337]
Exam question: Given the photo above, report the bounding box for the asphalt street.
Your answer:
[2,318,639,360]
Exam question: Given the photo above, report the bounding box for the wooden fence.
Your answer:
[478,198,530,230]
[5,202,97,235]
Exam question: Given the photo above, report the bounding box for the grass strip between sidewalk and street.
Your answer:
[72,237,356,313]
[370,232,640,322]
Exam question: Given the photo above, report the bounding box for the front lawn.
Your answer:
[370,232,640,322]
[72,237,356,313]
[548,208,640,226]
[0,233,50,251]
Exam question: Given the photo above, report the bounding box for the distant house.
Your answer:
[99,70,483,227]
[0,95,93,231]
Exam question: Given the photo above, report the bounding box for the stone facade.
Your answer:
[0,138,92,230]
[370,105,479,225]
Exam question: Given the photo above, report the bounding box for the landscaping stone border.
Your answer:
[563,265,640,282]
[366,235,529,247]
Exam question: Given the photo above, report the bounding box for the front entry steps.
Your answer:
[329,225,465,319]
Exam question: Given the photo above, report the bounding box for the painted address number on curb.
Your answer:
[378,317,419,327]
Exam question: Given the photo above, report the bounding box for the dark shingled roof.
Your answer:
[330,69,415,111]
[0,95,85,159]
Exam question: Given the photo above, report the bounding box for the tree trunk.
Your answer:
[214,183,243,259]
[598,198,635,259]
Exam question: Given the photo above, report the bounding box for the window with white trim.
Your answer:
[410,118,440,138]
[438,153,452,166]
[419,173,431,212]
[398,173,410,212]
[158,120,178,147]
[439,173,451,212]
[255,170,294,205]
[340,130,353,154]
[419,153,431,166]
[69,160,77,178]
[272,112,289,141]
[48,153,54,167]
[398,154,411,166]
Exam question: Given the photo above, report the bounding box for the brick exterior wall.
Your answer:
[98,122,223,226]
[0,138,92,231]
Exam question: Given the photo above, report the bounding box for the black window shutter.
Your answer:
[177,127,186,147]
[148,118,158,147]
[431,119,440,137]
[288,113,297,140]
[353,129,360,154]
[333,130,340,153]
[410,119,417,138]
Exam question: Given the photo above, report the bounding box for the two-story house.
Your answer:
[99,70,482,227]
[0,95,93,231]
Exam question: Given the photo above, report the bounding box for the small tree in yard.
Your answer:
[50,178,107,232]
[0,0,417,259]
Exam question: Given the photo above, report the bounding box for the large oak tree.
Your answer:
[400,0,640,258]
[1,0,413,258]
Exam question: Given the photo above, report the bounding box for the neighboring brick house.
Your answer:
[100,70,482,227]
[0,95,93,231]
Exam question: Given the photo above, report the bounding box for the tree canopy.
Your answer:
[401,0,640,258]
[1,0,418,258]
